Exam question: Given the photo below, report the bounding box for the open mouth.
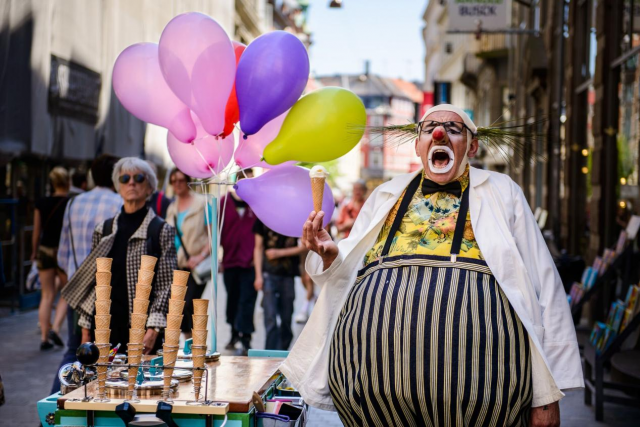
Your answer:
[428,145,455,174]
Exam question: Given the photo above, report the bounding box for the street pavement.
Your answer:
[0,276,639,426]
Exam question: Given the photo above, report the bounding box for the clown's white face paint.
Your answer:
[428,144,455,174]
[415,110,479,184]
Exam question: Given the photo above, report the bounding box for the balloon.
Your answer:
[167,114,233,179]
[235,166,334,237]
[234,111,295,169]
[159,12,235,136]
[113,43,196,143]
[263,87,367,165]
[220,42,246,139]
[236,31,310,136]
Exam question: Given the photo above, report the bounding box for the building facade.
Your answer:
[318,72,423,191]
[0,0,305,301]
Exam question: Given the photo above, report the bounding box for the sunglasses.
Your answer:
[118,173,146,184]
[170,177,187,184]
[418,120,475,137]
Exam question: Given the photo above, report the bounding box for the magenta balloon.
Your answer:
[159,12,235,136]
[113,42,196,142]
[235,166,334,237]
[167,114,233,179]
[234,111,294,169]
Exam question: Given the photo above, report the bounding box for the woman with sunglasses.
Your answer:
[166,169,211,340]
[63,158,177,355]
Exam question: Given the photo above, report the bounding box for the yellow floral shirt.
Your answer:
[364,167,484,265]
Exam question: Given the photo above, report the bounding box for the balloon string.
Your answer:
[193,145,218,177]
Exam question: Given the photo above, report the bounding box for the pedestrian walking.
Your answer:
[33,167,70,351]
[62,157,177,355]
[69,170,87,196]
[220,170,258,355]
[146,161,172,219]
[166,169,211,339]
[282,104,582,426]
[335,179,367,239]
[51,154,121,393]
[253,220,305,351]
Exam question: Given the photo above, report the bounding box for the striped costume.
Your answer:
[328,169,533,426]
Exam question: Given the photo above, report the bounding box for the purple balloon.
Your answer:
[236,31,310,136]
[235,166,333,238]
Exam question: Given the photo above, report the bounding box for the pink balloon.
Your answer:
[113,43,196,142]
[235,111,295,169]
[167,114,233,179]
[159,12,235,137]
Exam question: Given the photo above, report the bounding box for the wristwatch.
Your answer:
[153,327,161,333]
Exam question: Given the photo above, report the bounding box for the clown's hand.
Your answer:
[302,211,338,271]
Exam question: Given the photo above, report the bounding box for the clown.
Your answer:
[280,105,582,426]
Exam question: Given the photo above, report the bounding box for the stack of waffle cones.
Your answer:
[191,298,209,401]
[94,258,113,398]
[162,270,190,398]
[126,255,158,398]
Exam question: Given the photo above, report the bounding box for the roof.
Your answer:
[389,78,424,104]
[317,74,422,101]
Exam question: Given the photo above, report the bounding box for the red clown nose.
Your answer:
[432,126,445,141]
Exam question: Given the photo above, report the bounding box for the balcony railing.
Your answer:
[477,33,509,57]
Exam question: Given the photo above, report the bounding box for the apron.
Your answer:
[328,175,533,427]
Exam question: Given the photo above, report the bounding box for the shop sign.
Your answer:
[447,0,509,32]
[48,55,101,125]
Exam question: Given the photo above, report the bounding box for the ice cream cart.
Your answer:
[37,354,305,427]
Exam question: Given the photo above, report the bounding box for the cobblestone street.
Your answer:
[0,278,638,426]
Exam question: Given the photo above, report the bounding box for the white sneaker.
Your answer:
[295,311,309,324]
[295,300,310,323]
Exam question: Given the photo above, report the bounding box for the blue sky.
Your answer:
[305,0,426,82]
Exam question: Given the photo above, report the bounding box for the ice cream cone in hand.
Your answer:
[309,165,329,213]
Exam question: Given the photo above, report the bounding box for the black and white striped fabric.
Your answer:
[62,209,177,330]
[329,254,532,427]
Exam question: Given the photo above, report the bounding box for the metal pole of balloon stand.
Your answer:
[207,189,218,354]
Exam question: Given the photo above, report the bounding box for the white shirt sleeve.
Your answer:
[530,336,565,407]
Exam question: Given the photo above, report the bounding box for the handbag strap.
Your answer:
[156,191,163,215]
[42,197,67,231]
[174,215,191,260]
[67,196,79,270]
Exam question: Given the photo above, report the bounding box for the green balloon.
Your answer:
[263,87,366,165]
